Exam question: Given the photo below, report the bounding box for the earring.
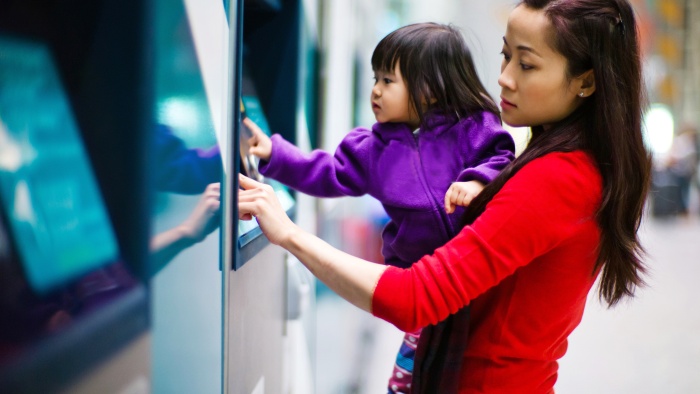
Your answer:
[579,92,585,97]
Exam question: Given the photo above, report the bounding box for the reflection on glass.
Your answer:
[0,36,139,365]
[0,36,118,295]
[149,1,224,393]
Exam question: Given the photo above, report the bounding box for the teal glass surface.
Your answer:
[150,1,222,393]
[0,37,118,294]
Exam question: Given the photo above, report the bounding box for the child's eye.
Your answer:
[383,78,392,84]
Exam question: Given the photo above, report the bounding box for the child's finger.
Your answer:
[453,189,464,205]
[243,117,264,137]
[445,187,455,214]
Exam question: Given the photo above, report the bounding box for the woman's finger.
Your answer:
[239,173,263,190]
[238,201,258,219]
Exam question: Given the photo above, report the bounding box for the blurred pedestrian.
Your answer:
[667,124,699,216]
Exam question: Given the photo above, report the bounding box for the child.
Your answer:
[245,22,515,392]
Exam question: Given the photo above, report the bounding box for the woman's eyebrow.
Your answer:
[503,36,542,57]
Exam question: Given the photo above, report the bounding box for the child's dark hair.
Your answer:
[371,22,499,127]
[463,0,652,307]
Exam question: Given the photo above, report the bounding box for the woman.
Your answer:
[238,0,651,392]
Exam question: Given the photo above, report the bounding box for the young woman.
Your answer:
[238,0,652,392]
[244,22,515,392]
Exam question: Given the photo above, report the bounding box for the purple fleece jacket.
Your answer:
[258,111,515,268]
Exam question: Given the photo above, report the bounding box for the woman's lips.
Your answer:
[500,97,516,109]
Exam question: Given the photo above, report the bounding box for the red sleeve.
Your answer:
[371,151,601,332]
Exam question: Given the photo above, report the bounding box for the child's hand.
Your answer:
[444,180,485,214]
[244,117,272,161]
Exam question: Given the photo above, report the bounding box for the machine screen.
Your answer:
[0,36,119,294]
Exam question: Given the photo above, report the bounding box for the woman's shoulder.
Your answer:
[515,151,602,201]
[527,151,598,175]
[484,151,602,223]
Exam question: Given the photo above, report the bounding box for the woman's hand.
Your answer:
[238,174,386,313]
[238,174,298,245]
[243,117,272,161]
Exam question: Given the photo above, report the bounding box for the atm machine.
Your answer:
[0,0,318,392]
[149,0,317,392]
[0,1,152,393]
[223,0,317,393]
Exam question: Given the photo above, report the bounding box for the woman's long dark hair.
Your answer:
[463,0,652,307]
[371,22,500,126]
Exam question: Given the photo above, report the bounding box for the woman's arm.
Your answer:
[237,175,386,312]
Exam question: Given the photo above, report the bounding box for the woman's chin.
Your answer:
[501,118,526,128]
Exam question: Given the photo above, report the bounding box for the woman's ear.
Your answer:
[575,69,596,98]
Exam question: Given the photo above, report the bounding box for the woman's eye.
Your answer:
[520,63,533,71]
[500,51,511,62]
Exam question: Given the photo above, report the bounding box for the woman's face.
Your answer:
[498,5,585,128]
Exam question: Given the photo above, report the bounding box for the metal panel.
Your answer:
[227,244,286,394]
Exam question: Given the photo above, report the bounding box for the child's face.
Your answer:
[498,5,585,129]
[371,65,419,129]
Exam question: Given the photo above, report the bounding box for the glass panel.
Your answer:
[149,0,223,393]
[0,35,145,390]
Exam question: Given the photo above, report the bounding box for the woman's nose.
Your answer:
[498,66,515,91]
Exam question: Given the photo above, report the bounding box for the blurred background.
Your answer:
[0,0,698,393]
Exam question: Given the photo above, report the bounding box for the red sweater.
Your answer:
[372,151,603,393]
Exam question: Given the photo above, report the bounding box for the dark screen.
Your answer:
[0,35,138,368]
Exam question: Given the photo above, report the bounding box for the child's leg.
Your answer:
[387,328,421,394]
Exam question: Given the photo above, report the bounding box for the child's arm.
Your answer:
[444,113,515,214]
[444,180,484,214]
[456,113,515,186]
[244,118,372,198]
[456,136,514,186]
